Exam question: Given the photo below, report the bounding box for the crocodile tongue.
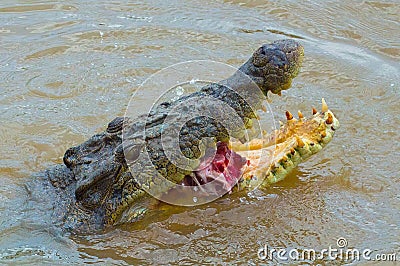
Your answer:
[183,142,247,193]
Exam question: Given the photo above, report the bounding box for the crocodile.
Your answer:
[28,39,338,232]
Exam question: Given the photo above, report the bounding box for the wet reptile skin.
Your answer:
[35,40,304,231]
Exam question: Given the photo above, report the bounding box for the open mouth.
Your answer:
[182,141,248,194]
[181,99,339,195]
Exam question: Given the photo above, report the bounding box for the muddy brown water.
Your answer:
[0,0,399,265]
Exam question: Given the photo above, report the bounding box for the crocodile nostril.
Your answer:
[271,51,288,68]
[260,45,274,55]
[260,47,267,55]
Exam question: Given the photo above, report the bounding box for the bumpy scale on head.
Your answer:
[241,39,304,96]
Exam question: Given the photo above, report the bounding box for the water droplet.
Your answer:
[193,197,198,203]
[176,86,184,96]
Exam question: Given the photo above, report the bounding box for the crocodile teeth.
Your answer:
[285,111,293,120]
[321,98,328,113]
[261,104,267,112]
[326,113,333,124]
[279,120,284,127]
[312,107,318,115]
[296,135,305,147]
[297,110,304,119]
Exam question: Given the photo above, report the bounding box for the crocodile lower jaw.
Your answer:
[233,100,339,189]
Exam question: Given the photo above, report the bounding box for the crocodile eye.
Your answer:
[124,143,143,163]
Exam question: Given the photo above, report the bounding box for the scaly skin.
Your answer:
[39,39,308,231]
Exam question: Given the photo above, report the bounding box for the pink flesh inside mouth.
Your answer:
[182,142,248,194]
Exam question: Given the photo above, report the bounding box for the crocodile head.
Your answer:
[58,40,325,231]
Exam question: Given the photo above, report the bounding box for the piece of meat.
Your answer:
[183,142,247,194]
